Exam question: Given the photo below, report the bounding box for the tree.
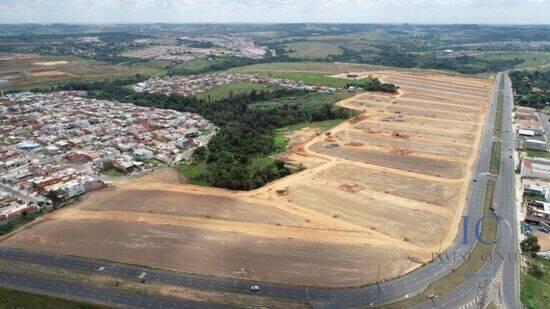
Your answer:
[521,235,541,258]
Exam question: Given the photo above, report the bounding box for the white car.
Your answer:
[249,285,260,292]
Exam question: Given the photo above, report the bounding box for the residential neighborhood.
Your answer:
[0,91,216,224]
[133,72,338,97]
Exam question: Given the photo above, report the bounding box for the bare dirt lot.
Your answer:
[2,69,492,288]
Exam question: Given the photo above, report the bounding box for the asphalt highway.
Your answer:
[0,73,520,308]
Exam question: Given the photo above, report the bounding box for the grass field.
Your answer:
[195,81,271,101]
[102,168,123,177]
[229,61,384,74]
[250,92,353,112]
[494,92,504,137]
[177,163,210,186]
[521,257,550,309]
[175,58,212,72]
[273,119,346,152]
[490,142,502,175]
[229,70,367,88]
[475,52,550,69]
[0,287,99,308]
[0,54,163,91]
[287,41,343,59]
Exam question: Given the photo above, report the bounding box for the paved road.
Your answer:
[0,270,222,308]
[0,74,519,308]
[498,73,521,309]
[412,73,520,309]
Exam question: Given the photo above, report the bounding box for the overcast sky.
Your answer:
[1,0,549,24]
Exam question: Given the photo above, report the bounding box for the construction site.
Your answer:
[1,70,493,288]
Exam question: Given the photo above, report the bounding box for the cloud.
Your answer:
[0,0,548,23]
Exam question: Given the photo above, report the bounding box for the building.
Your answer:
[525,200,550,225]
[523,182,550,201]
[519,129,536,137]
[176,138,194,149]
[525,139,548,152]
[521,158,550,180]
[132,149,154,161]
[17,141,41,152]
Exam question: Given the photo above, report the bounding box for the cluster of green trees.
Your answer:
[169,53,295,76]
[345,77,399,93]
[521,235,541,258]
[510,70,550,109]
[58,79,352,190]
[417,56,524,75]
[331,46,525,74]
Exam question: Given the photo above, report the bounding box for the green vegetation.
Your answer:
[510,70,550,109]
[286,41,343,59]
[196,81,271,101]
[521,257,550,309]
[494,89,504,137]
[277,119,345,133]
[521,148,550,159]
[0,286,100,309]
[273,119,346,153]
[0,212,42,236]
[102,168,123,177]
[489,142,502,175]
[0,54,163,91]
[345,78,399,93]
[231,70,362,88]
[273,134,290,153]
[177,164,210,186]
[229,61,376,74]
[474,52,550,69]
[521,235,542,258]
[169,55,292,76]
[251,92,352,113]
[174,58,213,73]
[384,180,498,308]
[523,193,546,202]
[61,79,353,190]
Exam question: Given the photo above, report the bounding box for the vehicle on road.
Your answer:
[249,285,261,292]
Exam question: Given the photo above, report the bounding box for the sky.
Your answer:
[0,0,549,24]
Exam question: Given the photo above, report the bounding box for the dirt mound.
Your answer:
[391,131,410,139]
[345,141,364,147]
[291,144,309,157]
[349,114,368,125]
[338,183,362,193]
[390,147,414,155]
[407,256,425,264]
